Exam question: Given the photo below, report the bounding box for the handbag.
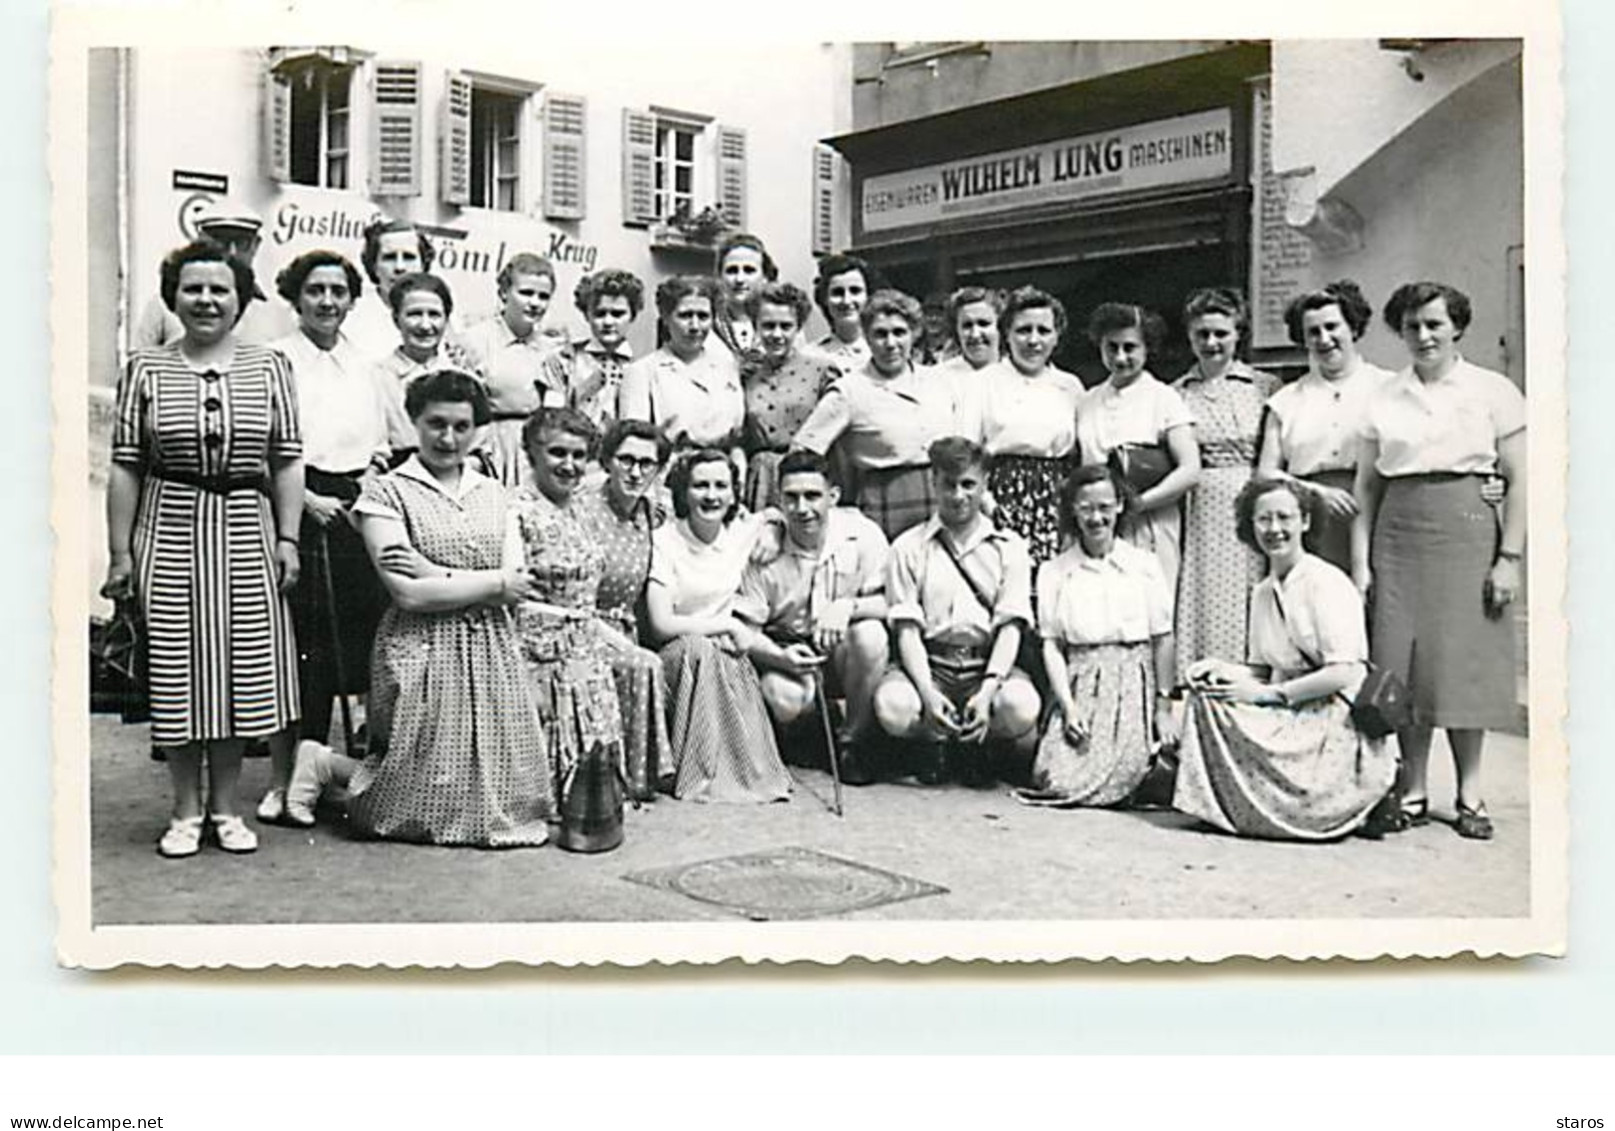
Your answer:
[1106,443,1174,498]
[1272,586,1409,739]
[89,597,149,723]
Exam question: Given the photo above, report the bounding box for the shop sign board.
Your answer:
[860,107,1233,234]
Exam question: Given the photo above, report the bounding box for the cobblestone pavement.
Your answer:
[85,715,1533,925]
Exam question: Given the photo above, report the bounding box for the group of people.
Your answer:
[101,207,1528,863]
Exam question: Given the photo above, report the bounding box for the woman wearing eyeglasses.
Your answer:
[574,419,676,801]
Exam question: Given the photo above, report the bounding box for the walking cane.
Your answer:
[316,526,358,757]
[813,671,844,818]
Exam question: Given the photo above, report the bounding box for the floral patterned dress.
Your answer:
[573,480,673,801]
[511,487,626,808]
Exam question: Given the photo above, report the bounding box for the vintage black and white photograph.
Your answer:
[51,7,1566,967]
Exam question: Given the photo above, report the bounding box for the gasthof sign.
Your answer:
[860,107,1234,234]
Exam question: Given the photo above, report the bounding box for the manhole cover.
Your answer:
[624,846,948,921]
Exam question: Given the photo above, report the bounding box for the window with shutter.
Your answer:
[811,144,837,255]
[621,109,657,227]
[371,60,422,197]
[543,93,586,220]
[715,125,747,228]
[262,65,291,183]
[439,71,471,206]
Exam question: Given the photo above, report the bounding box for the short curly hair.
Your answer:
[1383,281,1473,337]
[1057,462,1128,544]
[275,249,364,307]
[1086,302,1168,358]
[945,286,1006,346]
[666,447,741,523]
[750,281,814,328]
[1284,279,1373,346]
[600,417,672,466]
[497,252,556,293]
[386,272,454,318]
[574,269,646,319]
[859,288,924,336]
[813,253,886,323]
[999,285,1068,343]
[1182,286,1249,335]
[654,275,723,322]
[360,218,435,285]
[521,405,599,463]
[403,368,491,426]
[159,240,257,315]
[1233,476,1324,553]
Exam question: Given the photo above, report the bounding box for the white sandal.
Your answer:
[157,815,204,858]
[208,813,259,854]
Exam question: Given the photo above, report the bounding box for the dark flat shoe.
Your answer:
[1455,801,1495,840]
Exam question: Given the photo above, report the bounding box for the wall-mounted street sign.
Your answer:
[860,108,1234,234]
[171,169,230,194]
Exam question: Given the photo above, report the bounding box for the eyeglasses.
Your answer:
[614,455,661,472]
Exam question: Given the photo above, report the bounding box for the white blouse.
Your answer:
[1265,357,1396,477]
[1247,553,1368,684]
[957,360,1084,459]
[1036,540,1173,646]
[648,513,766,618]
[1075,371,1194,465]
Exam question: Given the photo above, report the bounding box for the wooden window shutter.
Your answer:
[716,125,747,229]
[438,70,472,206]
[261,63,291,183]
[543,93,587,220]
[811,144,837,255]
[370,60,423,197]
[620,109,656,226]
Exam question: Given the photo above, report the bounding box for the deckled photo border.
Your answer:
[48,0,1568,968]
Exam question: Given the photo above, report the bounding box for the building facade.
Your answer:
[827,39,1523,386]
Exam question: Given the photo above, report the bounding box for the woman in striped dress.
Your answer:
[645,448,791,803]
[1172,287,1280,683]
[103,241,304,858]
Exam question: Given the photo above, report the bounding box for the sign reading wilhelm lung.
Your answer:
[861,108,1234,233]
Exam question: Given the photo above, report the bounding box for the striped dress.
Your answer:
[111,343,303,746]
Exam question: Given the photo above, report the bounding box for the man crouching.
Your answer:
[875,436,1041,786]
[738,450,892,784]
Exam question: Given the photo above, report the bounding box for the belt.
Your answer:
[150,466,268,496]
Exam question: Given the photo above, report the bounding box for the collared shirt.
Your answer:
[269,330,388,473]
[1362,357,1526,477]
[886,515,1034,647]
[736,507,889,637]
[369,343,486,451]
[1265,356,1397,477]
[1036,539,1172,646]
[1173,360,1280,469]
[793,361,959,471]
[815,333,871,371]
[957,359,1084,458]
[351,453,521,565]
[1074,370,1194,466]
[458,316,565,415]
[558,336,635,429]
[742,346,841,453]
[618,346,745,449]
[1248,553,1367,683]
[647,512,767,619]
